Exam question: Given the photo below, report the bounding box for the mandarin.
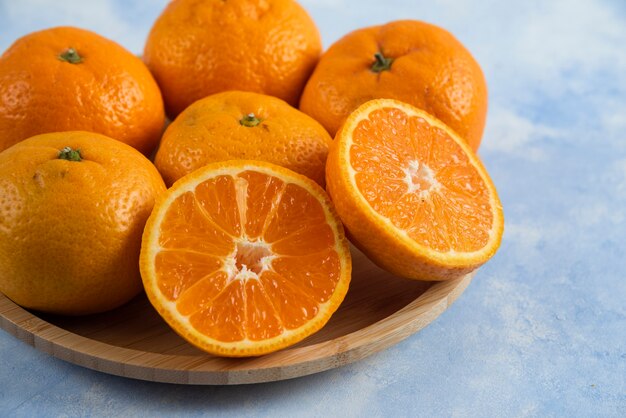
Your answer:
[326,99,503,281]
[300,20,488,151]
[154,91,332,187]
[144,0,322,118]
[140,160,351,357]
[0,27,165,155]
[0,132,166,315]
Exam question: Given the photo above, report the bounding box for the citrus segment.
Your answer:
[243,279,284,341]
[188,280,247,343]
[175,271,230,318]
[271,250,342,304]
[238,171,285,240]
[140,161,351,357]
[154,251,223,301]
[326,99,503,281]
[263,183,328,243]
[194,176,243,237]
[157,192,235,256]
[270,225,336,256]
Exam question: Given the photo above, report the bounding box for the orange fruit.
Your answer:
[154,91,332,187]
[326,99,503,281]
[140,160,351,357]
[0,26,165,155]
[300,20,488,151]
[0,131,166,315]
[144,0,322,118]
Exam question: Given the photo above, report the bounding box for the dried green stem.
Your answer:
[240,113,262,127]
[58,48,83,64]
[371,52,394,73]
[58,147,82,162]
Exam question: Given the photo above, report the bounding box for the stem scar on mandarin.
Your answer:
[58,147,82,162]
[240,113,262,127]
[371,52,394,73]
[58,48,83,64]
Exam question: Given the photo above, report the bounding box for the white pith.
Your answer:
[402,160,441,197]
[228,238,275,282]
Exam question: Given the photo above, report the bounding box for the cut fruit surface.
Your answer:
[326,99,504,281]
[140,161,351,357]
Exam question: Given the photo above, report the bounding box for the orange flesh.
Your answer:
[350,107,493,253]
[155,172,340,342]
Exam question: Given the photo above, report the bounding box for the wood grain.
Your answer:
[0,247,474,385]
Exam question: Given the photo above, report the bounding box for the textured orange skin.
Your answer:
[155,91,332,187]
[325,99,503,281]
[0,132,166,315]
[300,20,488,151]
[144,0,322,118]
[0,27,165,155]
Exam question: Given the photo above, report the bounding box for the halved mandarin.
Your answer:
[140,160,351,357]
[326,99,504,281]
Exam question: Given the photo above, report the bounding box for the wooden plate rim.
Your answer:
[0,272,474,385]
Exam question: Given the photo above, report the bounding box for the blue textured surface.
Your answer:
[1,0,625,416]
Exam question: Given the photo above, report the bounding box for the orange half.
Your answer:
[326,99,504,280]
[140,161,351,357]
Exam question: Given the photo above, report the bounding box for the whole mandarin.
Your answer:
[0,27,165,155]
[144,0,322,118]
[0,131,166,315]
[300,20,488,151]
[155,91,331,187]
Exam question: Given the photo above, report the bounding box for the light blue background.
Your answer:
[1,0,625,416]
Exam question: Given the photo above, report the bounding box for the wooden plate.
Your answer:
[0,247,474,385]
